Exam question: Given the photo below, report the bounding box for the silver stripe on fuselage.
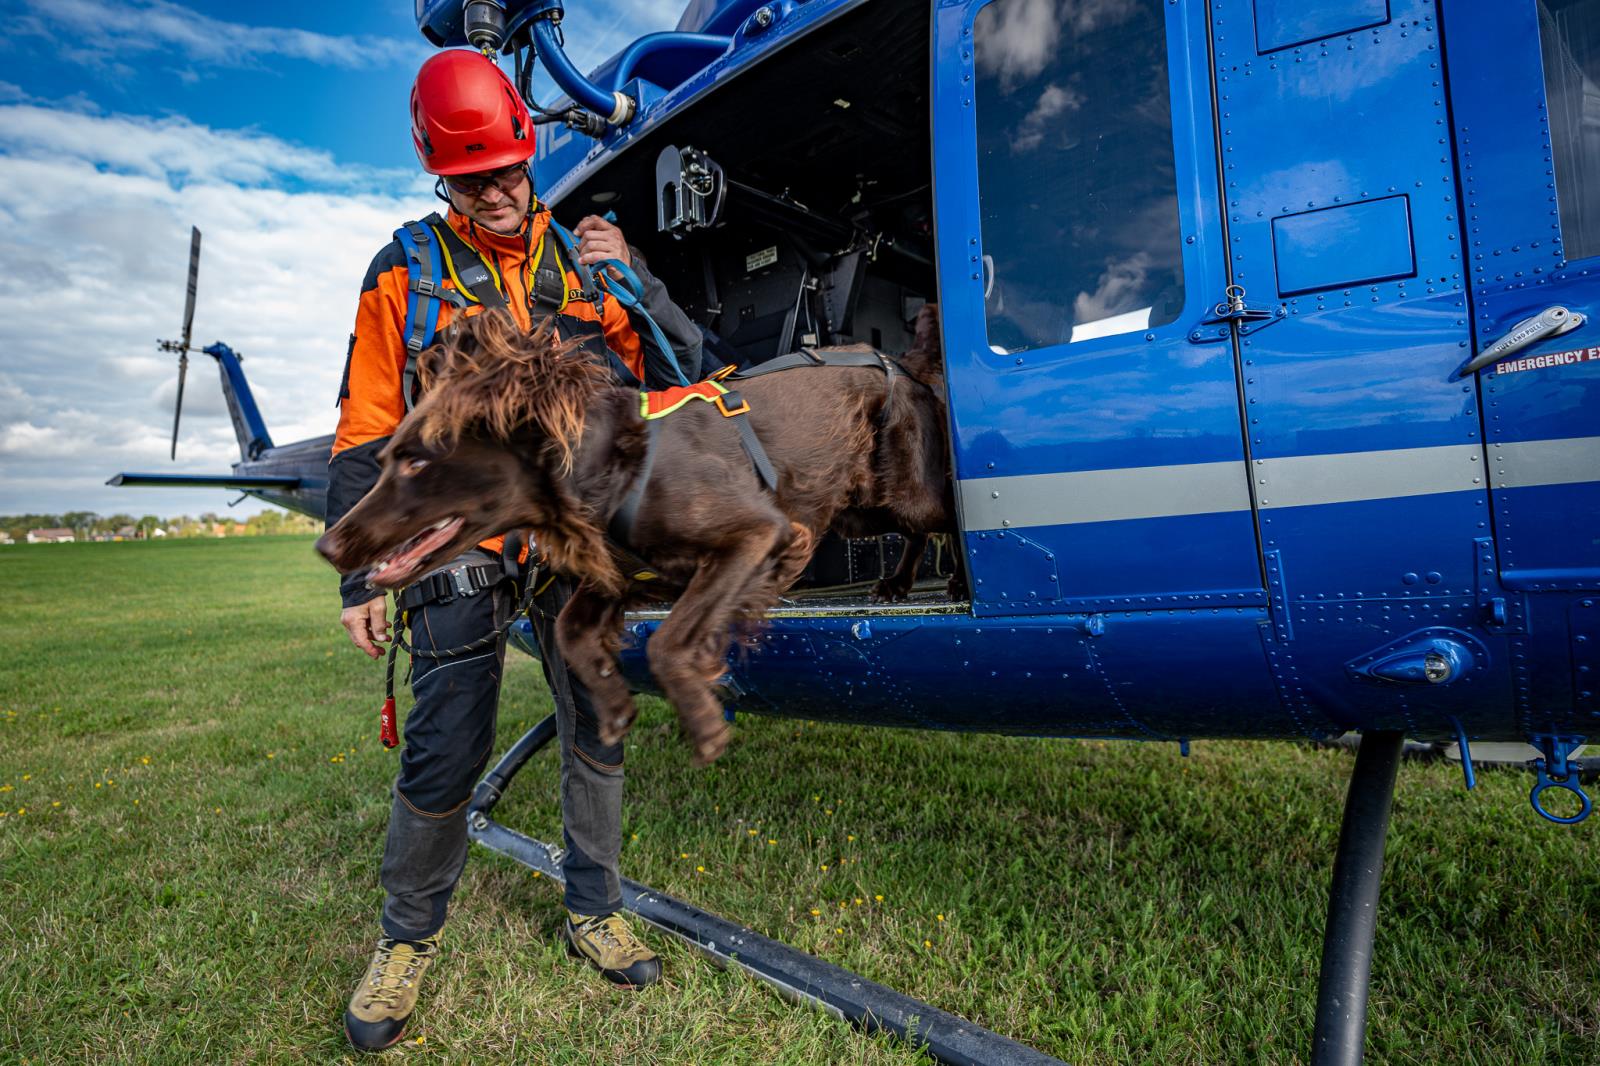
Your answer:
[957,436,1600,530]
[958,461,1252,529]
[1252,443,1483,509]
[1492,435,1600,490]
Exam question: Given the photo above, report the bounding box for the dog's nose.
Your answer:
[314,528,341,563]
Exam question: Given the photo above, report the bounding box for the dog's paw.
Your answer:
[870,577,912,603]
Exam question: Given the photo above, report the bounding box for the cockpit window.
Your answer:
[1540,0,1600,261]
[972,0,1186,354]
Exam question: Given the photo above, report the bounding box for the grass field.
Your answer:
[1,536,1596,1064]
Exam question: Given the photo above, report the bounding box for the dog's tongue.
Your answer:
[370,516,464,588]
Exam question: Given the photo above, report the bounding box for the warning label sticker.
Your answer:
[745,246,778,273]
[1494,345,1600,376]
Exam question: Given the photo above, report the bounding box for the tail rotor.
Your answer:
[159,226,202,459]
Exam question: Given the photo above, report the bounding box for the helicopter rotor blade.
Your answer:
[180,226,201,353]
[170,352,188,460]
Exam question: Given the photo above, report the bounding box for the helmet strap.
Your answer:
[433,176,452,205]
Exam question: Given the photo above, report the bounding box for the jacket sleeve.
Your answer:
[604,247,705,389]
[328,239,410,608]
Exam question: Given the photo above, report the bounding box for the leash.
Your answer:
[545,216,692,387]
[377,568,544,749]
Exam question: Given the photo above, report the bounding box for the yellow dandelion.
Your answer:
[854,898,863,905]
[22,774,30,781]
[810,909,821,916]
[847,834,855,841]
[0,811,7,818]
[416,1035,426,1044]
[51,802,60,808]
[94,782,102,789]
[936,914,945,922]
[839,901,847,909]
[631,834,639,841]
[923,939,932,948]
[835,927,843,934]
[532,871,541,878]
[767,838,776,845]
[874,895,884,902]
[17,807,25,815]
[813,795,820,802]
[747,829,757,836]
[680,852,689,859]
[140,758,150,766]
[267,753,275,760]
[134,800,139,806]
[0,785,11,793]
[696,866,705,873]
[820,864,829,871]
[825,808,833,815]
[107,778,115,785]
[214,807,222,813]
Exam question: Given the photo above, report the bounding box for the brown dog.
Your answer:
[316,306,952,764]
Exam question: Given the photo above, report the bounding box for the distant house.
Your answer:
[0,531,12,545]
[115,525,137,541]
[26,528,75,544]
[151,527,166,538]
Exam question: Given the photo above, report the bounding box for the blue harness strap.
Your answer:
[395,219,452,413]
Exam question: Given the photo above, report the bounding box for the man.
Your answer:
[329,49,703,1052]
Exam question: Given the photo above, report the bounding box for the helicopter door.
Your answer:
[1440,1,1600,589]
[931,0,1265,616]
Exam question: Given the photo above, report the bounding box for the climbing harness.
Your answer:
[377,562,546,749]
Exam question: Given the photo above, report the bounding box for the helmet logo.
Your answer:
[465,143,485,152]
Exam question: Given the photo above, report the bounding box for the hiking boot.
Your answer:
[344,934,440,1052]
[565,911,662,989]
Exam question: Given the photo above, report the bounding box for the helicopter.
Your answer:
[107,226,332,517]
[117,0,1600,1060]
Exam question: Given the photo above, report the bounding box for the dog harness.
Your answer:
[606,368,778,583]
[603,349,911,583]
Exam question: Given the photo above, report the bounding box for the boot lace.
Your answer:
[576,914,645,960]
[362,938,434,1010]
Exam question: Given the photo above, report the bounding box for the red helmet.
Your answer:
[410,50,534,175]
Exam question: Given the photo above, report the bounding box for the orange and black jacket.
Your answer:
[328,205,703,607]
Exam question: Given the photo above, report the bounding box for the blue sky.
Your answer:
[0,0,682,519]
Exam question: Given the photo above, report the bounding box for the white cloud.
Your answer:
[1012,83,1081,153]
[17,0,424,71]
[1074,251,1153,323]
[0,100,438,517]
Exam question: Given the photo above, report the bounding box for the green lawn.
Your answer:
[0,537,1595,1064]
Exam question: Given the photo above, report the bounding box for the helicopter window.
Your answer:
[1540,0,1600,261]
[971,0,1185,354]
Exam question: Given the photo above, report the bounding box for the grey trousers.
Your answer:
[378,552,626,941]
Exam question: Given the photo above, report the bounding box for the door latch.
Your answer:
[1188,284,1285,343]
[1456,305,1585,378]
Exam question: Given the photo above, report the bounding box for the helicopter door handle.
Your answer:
[981,254,995,300]
[1458,305,1585,377]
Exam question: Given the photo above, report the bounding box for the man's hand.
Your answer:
[574,215,632,281]
[341,596,390,660]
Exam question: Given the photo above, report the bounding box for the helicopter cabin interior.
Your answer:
[549,0,1195,608]
[552,0,948,603]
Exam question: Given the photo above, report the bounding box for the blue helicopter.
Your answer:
[108,226,331,517]
[118,0,1600,1060]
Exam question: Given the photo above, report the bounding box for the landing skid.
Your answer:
[468,719,1411,1064]
[465,714,1066,1066]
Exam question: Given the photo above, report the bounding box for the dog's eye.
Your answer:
[401,458,429,476]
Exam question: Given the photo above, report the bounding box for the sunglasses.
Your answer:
[443,163,529,197]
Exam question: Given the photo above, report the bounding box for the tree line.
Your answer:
[2,510,321,542]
